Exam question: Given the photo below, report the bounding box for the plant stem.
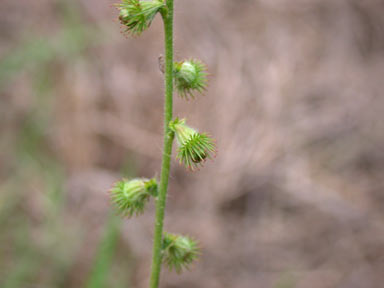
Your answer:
[149,1,174,287]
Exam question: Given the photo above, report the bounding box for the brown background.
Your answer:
[1,0,384,287]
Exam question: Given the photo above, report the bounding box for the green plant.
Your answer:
[109,1,216,287]
[86,213,121,288]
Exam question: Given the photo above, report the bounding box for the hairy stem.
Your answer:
[149,1,174,287]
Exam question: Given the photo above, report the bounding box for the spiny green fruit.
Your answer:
[174,59,208,100]
[110,178,158,217]
[162,232,200,273]
[169,118,216,170]
[117,0,165,36]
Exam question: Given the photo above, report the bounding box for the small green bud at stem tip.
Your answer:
[117,0,165,36]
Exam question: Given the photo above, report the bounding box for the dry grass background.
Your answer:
[1,0,384,287]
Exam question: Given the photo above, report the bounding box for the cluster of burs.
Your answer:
[109,0,216,275]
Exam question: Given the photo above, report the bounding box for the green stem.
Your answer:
[149,1,174,288]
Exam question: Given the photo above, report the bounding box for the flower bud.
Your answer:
[169,118,216,170]
[162,232,200,273]
[174,59,208,100]
[117,0,165,36]
[110,178,158,217]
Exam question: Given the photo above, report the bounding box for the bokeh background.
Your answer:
[1,0,384,287]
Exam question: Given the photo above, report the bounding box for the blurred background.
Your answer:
[1,0,384,287]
